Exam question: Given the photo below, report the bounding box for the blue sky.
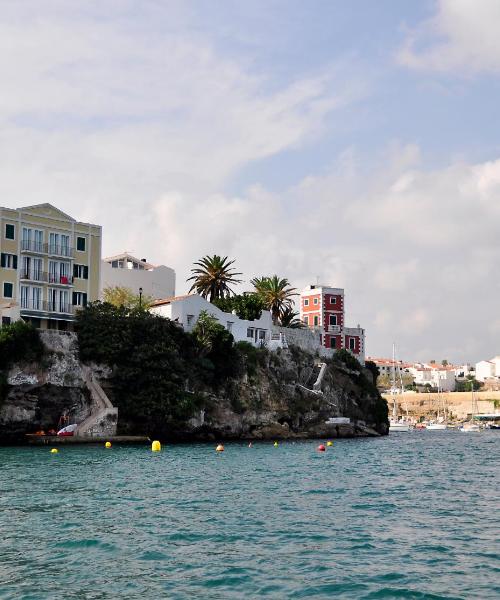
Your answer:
[1,0,499,362]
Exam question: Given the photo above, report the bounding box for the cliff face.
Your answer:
[0,332,388,442]
[163,348,388,441]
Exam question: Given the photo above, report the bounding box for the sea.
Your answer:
[0,430,498,599]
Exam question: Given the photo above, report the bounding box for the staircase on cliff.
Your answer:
[75,366,118,438]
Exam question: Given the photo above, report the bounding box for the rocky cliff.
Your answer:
[0,331,388,442]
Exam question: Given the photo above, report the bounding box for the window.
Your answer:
[2,316,11,326]
[23,228,44,252]
[259,330,266,340]
[330,297,337,304]
[5,224,15,240]
[304,298,309,306]
[76,236,86,252]
[73,264,89,280]
[3,282,13,298]
[72,292,88,307]
[247,327,254,338]
[331,337,336,349]
[227,321,233,332]
[349,338,356,350]
[329,314,337,326]
[1,253,17,269]
[186,314,195,326]
[303,316,309,326]
[313,315,319,327]
[313,298,319,305]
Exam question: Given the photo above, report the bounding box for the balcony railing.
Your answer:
[21,240,74,258]
[20,271,74,285]
[20,300,74,315]
[325,325,341,334]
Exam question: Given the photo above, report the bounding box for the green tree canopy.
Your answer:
[278,306,304,329]
[251,275,297,324]
[102,285,154,310]
[187,255,242,302]
[212,293,265,321]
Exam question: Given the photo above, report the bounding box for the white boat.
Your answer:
[389,420,410,432]
[459,422,481,433]
[388,343,411,432]
[459,387,481,432]
[427,422,447,430]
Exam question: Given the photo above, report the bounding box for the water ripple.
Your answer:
[0,432,498,599]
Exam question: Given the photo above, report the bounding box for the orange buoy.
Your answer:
[317,444,326,452]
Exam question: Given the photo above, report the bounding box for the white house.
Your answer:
[101,253,175,300]
[475,357,500,382]
[408,365,456,391]
[150,294,273,347]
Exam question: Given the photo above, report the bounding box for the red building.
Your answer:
[299,284,365,362]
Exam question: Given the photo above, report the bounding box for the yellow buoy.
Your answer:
[105,441,112,448]
[151,440,161,452]
[327,441,333,447]
[50,448,58,454]
[273,441,279,447]
[216,444,224,452]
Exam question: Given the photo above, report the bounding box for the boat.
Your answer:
[427,422,447,430]
[388,343,411,432]
[459,386,482,432]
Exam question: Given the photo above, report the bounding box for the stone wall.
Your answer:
[271,326,332,357]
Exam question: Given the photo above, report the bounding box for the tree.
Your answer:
[251,275,297,324]
[102,285,153,310]
[213,293,265,321]
[187,255,242,302]
[441,359,448,366]
[278,306,304,328]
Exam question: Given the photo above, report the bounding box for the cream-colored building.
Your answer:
[0,203,101,330]
[101,252,175,300]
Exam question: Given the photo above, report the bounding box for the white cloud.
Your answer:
[398,0,500,73]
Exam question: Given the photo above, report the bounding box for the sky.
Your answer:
[1,0,499,363]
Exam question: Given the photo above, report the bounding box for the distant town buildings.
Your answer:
[299,285,365,362]
[0,203,101,330]
[101,252,175,300]
[475,356,500,383]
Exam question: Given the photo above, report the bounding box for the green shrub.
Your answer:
[0,321,44,370]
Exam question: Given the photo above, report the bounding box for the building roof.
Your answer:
[103,253,156,270]
[150,294,195,307]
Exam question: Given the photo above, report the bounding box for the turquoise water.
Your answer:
[0,432,499,599]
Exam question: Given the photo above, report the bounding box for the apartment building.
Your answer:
[299,284,365,362]
[0,203,101,330]
[101,252,175,300]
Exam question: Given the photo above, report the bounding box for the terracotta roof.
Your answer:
[150,294,195,307]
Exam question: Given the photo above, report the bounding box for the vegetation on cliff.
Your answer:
[75,302,388,437]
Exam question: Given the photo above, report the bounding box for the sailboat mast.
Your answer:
[392,343,397,419]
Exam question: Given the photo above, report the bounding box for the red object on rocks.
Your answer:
[317,444,326,452]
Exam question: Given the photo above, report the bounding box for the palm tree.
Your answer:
[251,275,297,324]
[279,306,304,329]
[187,255,242,302]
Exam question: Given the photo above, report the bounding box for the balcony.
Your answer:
[19,271,74,285]
[325,325,341,334]
[20,300,74,315]
[20,240,74,258]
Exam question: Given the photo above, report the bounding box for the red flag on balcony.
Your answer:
[60,276,68,284]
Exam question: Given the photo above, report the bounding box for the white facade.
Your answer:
[475,359,498,382]
[101,253,175,300]
[150,294,273,347]
[408,366,456,391]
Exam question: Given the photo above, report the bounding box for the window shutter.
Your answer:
[13,255,17,269]
[73,264,78,278]
[0,254,5,268]
[72,292,77,306]
[83,266,89,279]
[83,293,88,306]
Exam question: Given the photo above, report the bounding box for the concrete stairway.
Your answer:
[75,367,118,438]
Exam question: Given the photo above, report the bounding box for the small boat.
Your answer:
[389,420,411,432]
[388,344,411,432]
[459,422,481,433]
[427,422,447,430]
